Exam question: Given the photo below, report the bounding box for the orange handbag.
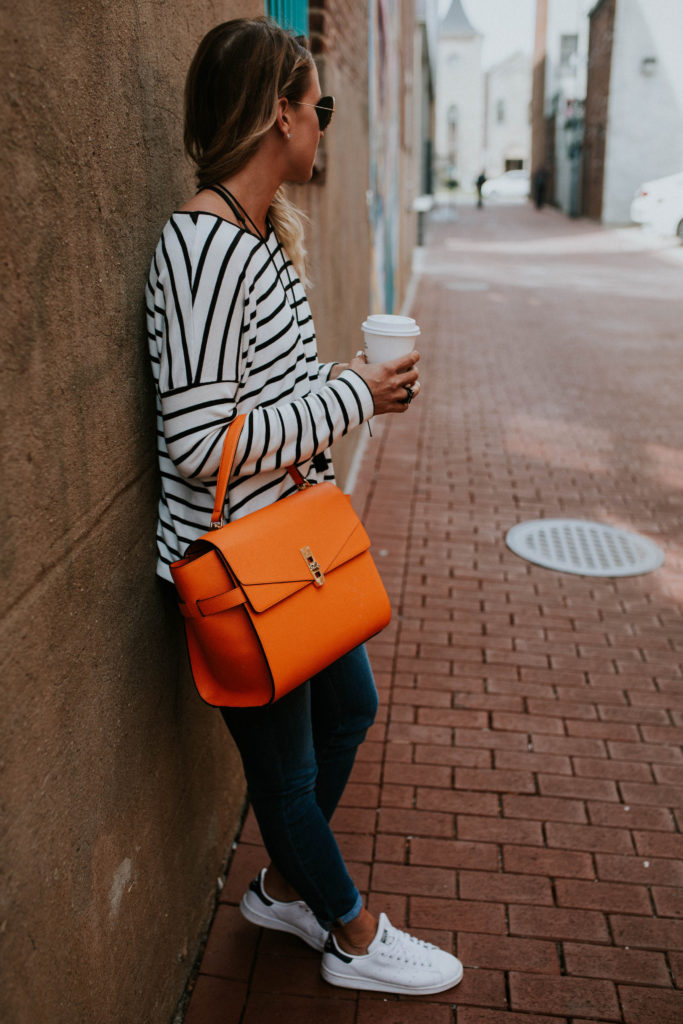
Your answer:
[170,415,391,707]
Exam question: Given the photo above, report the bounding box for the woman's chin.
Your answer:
[285,176,311,187]
[285,165,316,186]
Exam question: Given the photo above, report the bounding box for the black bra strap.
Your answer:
[202,184,299,322]
[204,183,248,230]
[206,183,267,241]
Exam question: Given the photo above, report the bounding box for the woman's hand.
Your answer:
[348,350,421,415]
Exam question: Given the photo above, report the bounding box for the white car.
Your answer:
[480,169,530,200]
[630,171,683,242]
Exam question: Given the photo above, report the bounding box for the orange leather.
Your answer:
[170,417,391,707]
[211,414,246,526]
[207,483,369,612]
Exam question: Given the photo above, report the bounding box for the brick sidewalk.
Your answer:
[182,204,683,1024]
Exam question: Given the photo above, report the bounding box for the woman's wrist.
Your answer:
[327,361,350,380]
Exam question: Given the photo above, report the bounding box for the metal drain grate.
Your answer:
[506,519,665,577]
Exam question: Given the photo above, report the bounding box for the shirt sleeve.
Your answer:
[154,219,374,483]
[317,361,339,383]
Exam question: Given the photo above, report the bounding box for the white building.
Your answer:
[601,0,683,223]
[435,0,484,192]
[536,0,683,222]
[541,0,592,215]
[484,51,532,180]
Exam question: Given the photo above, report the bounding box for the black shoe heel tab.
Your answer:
[250,874,274,907]
[325,933,353,963]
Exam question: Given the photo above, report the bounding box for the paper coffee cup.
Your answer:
[361,314,420,364]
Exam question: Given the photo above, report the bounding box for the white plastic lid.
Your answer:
[361,314,421,337]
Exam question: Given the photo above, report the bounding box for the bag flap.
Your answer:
[199,483,371,613]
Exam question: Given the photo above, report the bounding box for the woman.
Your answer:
[147,17,462,996]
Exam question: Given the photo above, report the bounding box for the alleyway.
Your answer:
[182,203,683,1024]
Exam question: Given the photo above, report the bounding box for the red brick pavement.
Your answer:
[182,204,683,1023]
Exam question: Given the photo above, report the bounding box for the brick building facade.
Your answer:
[533,0,683,223]
[530,0,549,180]
[581,0,616,219]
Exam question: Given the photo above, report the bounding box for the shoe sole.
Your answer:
[321,961,464,995]
[240,894,326,952]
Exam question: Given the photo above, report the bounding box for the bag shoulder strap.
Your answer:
[210,416,308,528]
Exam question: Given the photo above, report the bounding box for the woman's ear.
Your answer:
[276,97,291,139]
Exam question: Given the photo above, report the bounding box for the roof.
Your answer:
[440,0,479,37]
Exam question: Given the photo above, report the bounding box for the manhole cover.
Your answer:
[505,519,665,577]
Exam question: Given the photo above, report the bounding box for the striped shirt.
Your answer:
[146,212,374,581]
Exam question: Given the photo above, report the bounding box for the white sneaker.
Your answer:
[239,869,328,952]
[320,912,463,994]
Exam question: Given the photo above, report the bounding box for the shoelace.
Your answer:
[381,927,439,966]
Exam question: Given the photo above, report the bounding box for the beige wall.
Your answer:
[1,1,418,1019]
[1,3,258,1022]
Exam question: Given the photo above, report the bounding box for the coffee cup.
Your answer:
[361,314,420,364]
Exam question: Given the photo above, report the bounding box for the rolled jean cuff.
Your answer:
[334,892,364,929]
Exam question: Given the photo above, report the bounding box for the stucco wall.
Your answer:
[602,0,683,223]
[1,3,259,1022]
[1,0,415,1018]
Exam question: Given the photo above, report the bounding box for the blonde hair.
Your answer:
[184,18,312,282]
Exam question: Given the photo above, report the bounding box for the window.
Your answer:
[267,1,308,36]
[560,34,578,72]
[447,105,458,166]
[496,99,505,123]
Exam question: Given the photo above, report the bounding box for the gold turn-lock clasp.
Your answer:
[300,545,325,587]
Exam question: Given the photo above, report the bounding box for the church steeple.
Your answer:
[440,0,479,37]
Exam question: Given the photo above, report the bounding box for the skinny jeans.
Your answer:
[220,644,378,931]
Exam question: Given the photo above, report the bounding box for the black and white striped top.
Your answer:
[146,212,374,581]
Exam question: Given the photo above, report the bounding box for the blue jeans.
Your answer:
[220,644,378,931]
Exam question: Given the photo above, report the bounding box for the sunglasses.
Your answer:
[295,95,335,132]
